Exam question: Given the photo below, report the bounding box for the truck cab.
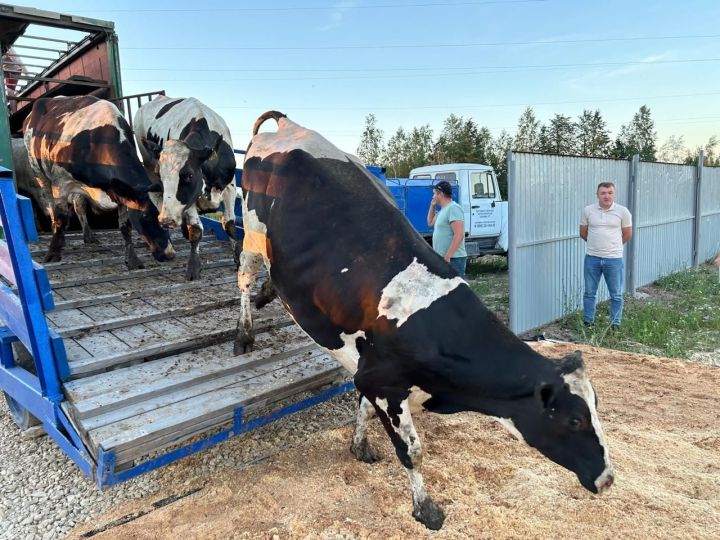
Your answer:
[409,163,508,256]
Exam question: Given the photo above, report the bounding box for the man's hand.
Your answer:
[714,254,720,268]
[444,254,451,263]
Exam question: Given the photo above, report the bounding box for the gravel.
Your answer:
[0,388,358,540]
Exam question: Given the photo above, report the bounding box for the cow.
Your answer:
[133,95,239,281]
[23,95,175,267]
[233,111,615,530]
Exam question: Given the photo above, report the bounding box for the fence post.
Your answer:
[506,150,518,334]
[626,155,639,295]
[692,150,704,267]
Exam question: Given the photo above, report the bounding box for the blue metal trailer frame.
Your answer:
[0,165,354,488]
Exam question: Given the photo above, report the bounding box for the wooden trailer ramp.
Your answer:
[31,229,346,472]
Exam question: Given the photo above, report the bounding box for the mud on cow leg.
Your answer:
[184,223,203,281]
[119,206,144,270]
[369,393,445,530]
[70,193,97,244]
[223,219,241,268]
[350,394,380,463]
[233,250,264,355]
[254,276,277,309]
[44,202,68,263]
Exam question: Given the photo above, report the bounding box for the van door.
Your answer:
[468,170,501,237]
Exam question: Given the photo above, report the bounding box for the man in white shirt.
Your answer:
[579,182,632,329]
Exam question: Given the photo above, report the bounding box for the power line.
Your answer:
[207,91,720,111]
[123,57,720,74]
[65,0,546,13]
[122,33,720,51]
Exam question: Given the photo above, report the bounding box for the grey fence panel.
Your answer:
[633,162,696,287]
[699,166,720,262]
[509,152,630,334]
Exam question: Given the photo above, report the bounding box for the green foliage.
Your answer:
[575,109,611,157]
[539,114,576,154]
[513,106,541,152]
[611,105,657,160]
[560,264,720,359]
[356,113,384,166]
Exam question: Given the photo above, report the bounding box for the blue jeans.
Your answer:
[450,256,467,277]
[583,255,624,325]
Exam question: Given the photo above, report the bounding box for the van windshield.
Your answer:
[470,171,496,199]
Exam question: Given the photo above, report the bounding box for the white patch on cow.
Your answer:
[324,330,365,374]
[407,386,432,414]
[157,140,190,224]
[377,258,465,327]
[248,117,361,164]
[562,369,614,490]
[57,99,127,143]
[341,268,349,273]
[493,417,525,442]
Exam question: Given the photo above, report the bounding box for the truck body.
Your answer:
[368,163,509,256]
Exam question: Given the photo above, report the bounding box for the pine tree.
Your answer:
[488,130,514,198]
[405,125,434,172]
[658,135,687,163]
[434,114,480,163]
[540,114,576,154]
[612,105,657,160]
[383,127,409,177]
[357,113,385,165]
[575,109,611,157]
[514,106,541,152]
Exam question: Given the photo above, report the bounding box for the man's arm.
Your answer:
[427,203,437,227]
[579,225,588,241]
[622,226,632,244]
[445,220,464,262]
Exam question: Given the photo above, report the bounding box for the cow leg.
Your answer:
[70,193,97,244]
[254,276,277,309]
[350,394,379,463]
[183,207,203,281]
[373,396,445,530]
[45,201,68,263]
[118,205,144,270]
[220,183,241,267]
[233,250,264,355]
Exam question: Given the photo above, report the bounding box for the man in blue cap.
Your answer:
[427,180,467,277]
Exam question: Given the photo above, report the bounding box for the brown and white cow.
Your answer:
[134,95,239,280]
[233,111,614,530]
[23,95,175,267]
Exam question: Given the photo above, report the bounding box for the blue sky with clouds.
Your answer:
[20,0,720,154]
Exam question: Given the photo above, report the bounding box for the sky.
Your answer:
[13,0,720,156]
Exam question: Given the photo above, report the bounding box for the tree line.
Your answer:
[357,105,718,196]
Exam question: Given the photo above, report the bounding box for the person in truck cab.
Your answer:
[427,180,467,277]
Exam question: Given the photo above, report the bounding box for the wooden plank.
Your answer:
[89,354,341,458]
[54,274,236,310]
[113,368,346,466]
[46,308,95,329]
[109,324,164,350]
[73,331,130,359]
[65,328,314,418]
[50,259,236,289]
[58,298,242,338]
[62,339,93,362]
[143,319,192,341]
[68,315,293,377]
[41,243,230,271]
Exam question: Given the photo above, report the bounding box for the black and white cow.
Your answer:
[23,96,175,266]
[234,112,614,530]
[134,95,239,280]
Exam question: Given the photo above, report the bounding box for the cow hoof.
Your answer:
[44,251,62,263]
[83,233,99,244]
[185,264,201,281]
[126,256,145,271]
[412,498,445,531]
[233,335,254,355]
[350,440,379,464]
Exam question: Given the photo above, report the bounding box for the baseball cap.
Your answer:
[433,180,453,196]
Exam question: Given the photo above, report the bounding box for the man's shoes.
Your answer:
[583,321,594,328]
[610,324,621,332]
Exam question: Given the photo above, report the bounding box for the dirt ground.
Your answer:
[69,342,720,539]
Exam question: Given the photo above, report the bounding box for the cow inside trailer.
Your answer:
[0,5,353,487]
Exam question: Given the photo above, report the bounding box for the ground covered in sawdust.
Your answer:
[69,343,720,539]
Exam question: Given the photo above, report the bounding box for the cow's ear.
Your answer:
[145,182,163,194]
[558,350,584,374]
[141,137,163,160]
[534,382,555,409]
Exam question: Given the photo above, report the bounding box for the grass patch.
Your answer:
[467,255,508,276]
[555,264,720,359]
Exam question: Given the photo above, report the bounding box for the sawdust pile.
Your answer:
[69,343,720,539]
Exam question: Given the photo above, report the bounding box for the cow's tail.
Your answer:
[252,111,287,136]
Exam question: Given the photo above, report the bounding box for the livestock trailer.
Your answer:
[0,4,352,487]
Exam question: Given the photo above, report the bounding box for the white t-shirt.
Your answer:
[580,202,632,258]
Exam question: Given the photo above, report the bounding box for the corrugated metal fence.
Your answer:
[508,151,719,334]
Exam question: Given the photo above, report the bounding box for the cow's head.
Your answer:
[151,136,224,228]
[199,139,236,208]
[510,351,614,494]
[127,205,176,262]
